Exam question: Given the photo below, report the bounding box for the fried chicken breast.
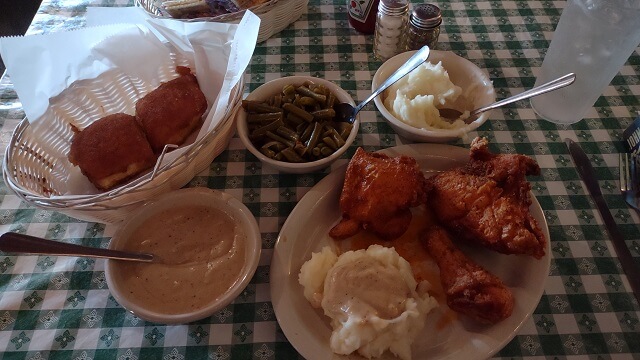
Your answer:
[425,137,546,259]
[135,66,207,154]
[329,147,427,240]
[69,113,156,191]
[422,225,514,324]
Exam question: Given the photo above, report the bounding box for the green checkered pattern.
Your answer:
[1,0,639,359]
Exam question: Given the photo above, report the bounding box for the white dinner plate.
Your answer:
[270,143,551,360]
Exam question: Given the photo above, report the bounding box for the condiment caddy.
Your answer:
[350,0,442,61]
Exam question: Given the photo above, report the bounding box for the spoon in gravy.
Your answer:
[0,232,154,263]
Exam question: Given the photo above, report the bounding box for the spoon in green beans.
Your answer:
[334,45,432,124]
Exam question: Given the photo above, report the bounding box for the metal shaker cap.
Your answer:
[410,3,442,29]
[379,0,409,14]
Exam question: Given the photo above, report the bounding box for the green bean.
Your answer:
[322,136,338,150]
[285,113,305,126]
[271,94,282,108]
[280,148,304,162]
[266,131,296,148]
[300,123,314,142]
[336,122,353,140]
[312,108,336,120]
[242,100,282,113]
[261,141,287,152]
[247,112,282,124]
[295,85,327,104]
[294,142,308,157]
[251,119,284,137]
[325,126,346,148]
[305,122,323,150]
[320,147,333,156]
[312,147,321,157]
[313,86,326,95]
[325,92,336,108]
[276,126,300,142]
[283,94,295,103]
[298,96,317,107]
[260,148,276,159]
[283,103,314,122]
[282,84,296,96]
[296,122,308,135]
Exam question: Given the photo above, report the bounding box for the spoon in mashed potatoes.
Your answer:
[334,46,431,124]
[438,72,575,124]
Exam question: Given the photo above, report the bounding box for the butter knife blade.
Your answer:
[566,138,640,303]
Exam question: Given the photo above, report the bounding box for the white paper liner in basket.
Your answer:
[3,77,243,224]
[0,11,259,223]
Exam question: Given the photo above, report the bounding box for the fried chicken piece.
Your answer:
[329,148,426,240]
[425,137,546,259]
[69,113,157,191]
[422,226,514,324]
[135,66,208,154]
[466,137,541,202]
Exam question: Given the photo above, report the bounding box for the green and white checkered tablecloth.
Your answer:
[0,0,639,359]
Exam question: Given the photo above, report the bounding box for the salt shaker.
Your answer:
[406,3,442,51]
[373,0,409,61]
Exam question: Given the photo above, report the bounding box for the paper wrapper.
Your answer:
[0,8,260,196]
[623,115,640,155]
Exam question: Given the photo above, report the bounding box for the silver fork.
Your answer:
[620,152,639,212]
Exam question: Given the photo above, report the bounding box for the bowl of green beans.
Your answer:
[236,76,360,173]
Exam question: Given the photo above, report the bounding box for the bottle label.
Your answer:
[348,0,376,23]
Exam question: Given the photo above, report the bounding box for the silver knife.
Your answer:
[566,138,640,303]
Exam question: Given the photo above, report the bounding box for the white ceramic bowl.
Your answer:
[105,187,261,324]
[372,50,496,143]
[237,76,360,174]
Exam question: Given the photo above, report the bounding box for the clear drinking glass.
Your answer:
[530,0,640,124]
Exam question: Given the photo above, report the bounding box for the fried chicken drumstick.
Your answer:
[329,147,427,240]
[422,225,514,324]
[425,137,546,259]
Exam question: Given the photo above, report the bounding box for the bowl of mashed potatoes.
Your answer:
[372,50,495,143]
[105,187,261,324]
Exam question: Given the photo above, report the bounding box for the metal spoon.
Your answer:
[334,45,431,124]
[438,72,576,124]
[0,232,154,263]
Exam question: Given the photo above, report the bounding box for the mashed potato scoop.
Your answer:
[298,245,438,360]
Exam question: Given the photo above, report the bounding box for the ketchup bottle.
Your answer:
[348,0,381,34]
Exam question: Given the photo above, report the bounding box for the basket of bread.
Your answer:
[0,11,260,224]
[135,0,308,43]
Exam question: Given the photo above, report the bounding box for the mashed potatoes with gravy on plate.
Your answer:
[299,245,437,360]
[383,61,469,130]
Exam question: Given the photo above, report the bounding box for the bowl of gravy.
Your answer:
[105,187,261,324]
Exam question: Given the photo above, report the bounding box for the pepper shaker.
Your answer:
[406,3,442,51]
[373,0,409,61]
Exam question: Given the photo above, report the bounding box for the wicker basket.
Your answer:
[2,77,244,224]
[135,0,308,43]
